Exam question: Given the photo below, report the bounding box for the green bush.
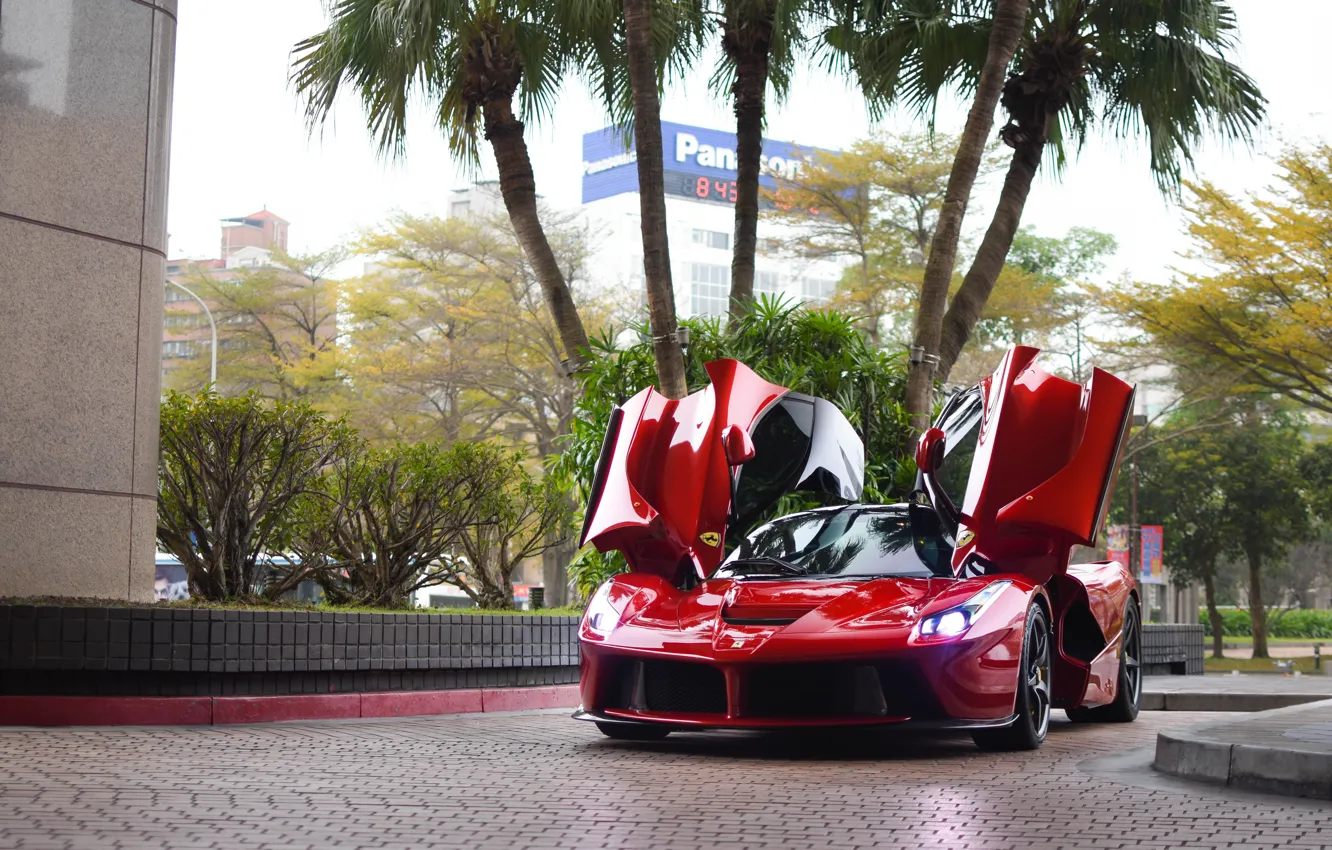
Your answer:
[554,297,915,600]
[157,390,356,602]
[1199,607,1332,638]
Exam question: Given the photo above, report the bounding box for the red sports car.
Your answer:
[574,346,1142,750]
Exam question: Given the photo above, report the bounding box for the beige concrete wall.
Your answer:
[0,0,176,601]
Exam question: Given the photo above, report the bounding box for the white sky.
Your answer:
[167,0,1330,285]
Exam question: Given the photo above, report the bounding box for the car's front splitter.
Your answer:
[571,706,1019,732]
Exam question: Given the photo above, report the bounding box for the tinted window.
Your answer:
[732,398,814,527]
[934,387,982,506]
[716,506,954,580]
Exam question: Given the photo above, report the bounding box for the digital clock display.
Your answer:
[664,170,737,204]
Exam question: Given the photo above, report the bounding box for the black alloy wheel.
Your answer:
[973,602,1051,751]
[1066,599,1142,723]
[595,721,671,741]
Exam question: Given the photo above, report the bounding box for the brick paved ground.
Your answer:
[2,711,1330,849]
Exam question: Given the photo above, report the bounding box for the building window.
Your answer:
[756,271,781,295]
[800,277,837,305]
[164,313,196,330]
[690,263,730,317]
[691,229,730,250]
[164,286,190,303]
[450,200,471,219]
[162,340,196,359]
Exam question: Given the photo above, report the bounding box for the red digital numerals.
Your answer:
[694,177,739,202]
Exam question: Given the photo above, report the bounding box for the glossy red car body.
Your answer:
[575,347,1139,735]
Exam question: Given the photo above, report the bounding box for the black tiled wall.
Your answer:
[0,606,581,696]
[1142,624,1205,675]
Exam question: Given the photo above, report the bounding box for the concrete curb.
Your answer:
[1141,691,1332,712]
[0,685,580,727]
[1153,698,1332,800]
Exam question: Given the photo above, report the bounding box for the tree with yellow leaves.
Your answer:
[166,248,347,408]
[1107,144,1332,413]
[342,211,620,607]
[763,133,990,347]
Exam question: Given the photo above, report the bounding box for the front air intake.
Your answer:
[642,661,727,714]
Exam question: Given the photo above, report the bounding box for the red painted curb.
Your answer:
[213,694,362,725]
[361,689,484,719]
[0,696,213,727]
[0,686,581,727]
[481,685,581,713]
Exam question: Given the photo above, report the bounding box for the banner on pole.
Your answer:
[1140,525,1164,584]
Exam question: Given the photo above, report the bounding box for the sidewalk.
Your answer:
[1144,674,1332,711]
[1154,698,1332,800]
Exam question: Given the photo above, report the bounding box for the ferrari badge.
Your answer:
[699,531,721,547]
[957,530,975,547]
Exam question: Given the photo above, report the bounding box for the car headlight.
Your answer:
[584,581,624,637]
[918,580,1011,638]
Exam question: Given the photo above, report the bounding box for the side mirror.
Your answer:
[721,424,756,466]
[915,427,946,475]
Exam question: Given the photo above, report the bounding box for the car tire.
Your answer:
[595,721,671,741]
[1066,599,1142,724]
[972,602,1052,752]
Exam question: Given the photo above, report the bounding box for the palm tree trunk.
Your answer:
[1247,544,1269,659]
[623,0,687,399]
[727,32,772,318]
[1201,558,1225,659]
[482,97,591,365]
[904,0,1029,430]
[936,125,1047,380]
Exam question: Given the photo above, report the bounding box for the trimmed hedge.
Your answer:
[1199,608,1332,639]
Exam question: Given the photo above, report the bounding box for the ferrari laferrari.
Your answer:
[573,347,1142,750]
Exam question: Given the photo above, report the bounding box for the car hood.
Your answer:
[634,576,961,655]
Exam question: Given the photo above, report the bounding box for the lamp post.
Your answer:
[165,279,217,387]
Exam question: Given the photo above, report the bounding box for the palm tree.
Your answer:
[622,0,690,398]
[830,0,1264,427]
[934,0,1265,381]
[290,0,591,367]
[825,0,1030,429]
[718,0,815,317]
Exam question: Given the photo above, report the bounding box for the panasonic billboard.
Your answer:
[581,121,833,205]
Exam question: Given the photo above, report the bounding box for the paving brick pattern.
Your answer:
[1,711,1330,849]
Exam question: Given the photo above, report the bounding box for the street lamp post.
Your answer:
[165,278,217,387]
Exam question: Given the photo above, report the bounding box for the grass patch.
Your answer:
[0,595,584,617]
[1204,655,1328,673]
[1216,636,1330,646]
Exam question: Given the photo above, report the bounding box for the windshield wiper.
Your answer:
[715,556,806,580]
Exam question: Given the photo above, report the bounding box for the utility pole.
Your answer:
[165,278,217,387]
[1129,458,1140,579]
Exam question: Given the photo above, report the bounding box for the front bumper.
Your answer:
[578,634,1022,728]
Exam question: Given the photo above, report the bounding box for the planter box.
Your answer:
[1143,623,1205,675]
[0,605,581,697]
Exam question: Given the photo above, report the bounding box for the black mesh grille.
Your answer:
[745,663,887,718]
[876,660,947,720]
[643,661,728,714]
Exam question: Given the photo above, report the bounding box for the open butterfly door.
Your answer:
[919,347,1135,583]
[578,360,865,585]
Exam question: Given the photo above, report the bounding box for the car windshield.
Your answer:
[713,505,955,580]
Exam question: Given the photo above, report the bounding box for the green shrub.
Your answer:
[284,441,568,609]
[1199,607,1332,638]
[157,390,356,601]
